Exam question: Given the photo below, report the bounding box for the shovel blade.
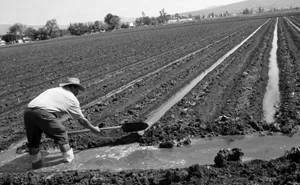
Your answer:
[121,121,149,132]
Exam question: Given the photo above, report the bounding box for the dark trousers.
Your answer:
[24,108,68,155]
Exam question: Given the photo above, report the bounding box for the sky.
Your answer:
[0,0,246,25]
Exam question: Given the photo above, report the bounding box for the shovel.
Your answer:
[68,121,149,134]
[15,121,148,154]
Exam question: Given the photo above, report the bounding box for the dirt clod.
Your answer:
[214,148,244,167]
[286,146,300,163]
[158,141,175,148]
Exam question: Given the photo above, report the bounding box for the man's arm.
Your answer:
[77,117,100,133]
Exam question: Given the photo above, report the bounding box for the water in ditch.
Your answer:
[263,18,280,124]
[0,133,299,172]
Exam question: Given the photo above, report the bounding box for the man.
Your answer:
[24,77,101,169]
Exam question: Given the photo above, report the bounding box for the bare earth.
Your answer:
[0,11,300,184]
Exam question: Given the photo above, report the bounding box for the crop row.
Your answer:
[141,18,275,145]
[15,18,269,151]
[0,17,267,151]
[276,17,300,134]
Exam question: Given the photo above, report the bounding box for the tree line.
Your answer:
[0,8,178,44]
[1,6,296,44]
[0,13,125,43]
[2,7,268,44]
[1,19,62,43]
[1,8,194,44]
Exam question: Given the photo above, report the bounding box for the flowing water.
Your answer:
[0,134,299,172]
[263,18,280,123]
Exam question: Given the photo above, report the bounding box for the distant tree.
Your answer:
[24,27,38,40]
[207,12,215,18]
[9,23,26,36]
[121,23,129,29]
[142,11,146,17]
[93,20,105,32]
[150,17,159,25]
[59,29,70,37]
[86,22,95,33]
[194,15,201,20]
[258,7,264,13]
[104,13,120,30]
[1,33,18,43]
[224,11,230,17]
[135,16,157,26]
[174,13,181,20]
[44,19,60,38]
[36,27,48,40]
[242,8,252,14]
[144,16,152,25]
[135,17,143,26]
[68,23,89,35]
[158,8,169,24]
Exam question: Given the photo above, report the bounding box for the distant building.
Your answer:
[23,36,31,43]
[17,39,24,44]
[0,39,5,46]
[168,18,193,24]
[179,18,193,22]
[168,19,178,24]
[129,22,134,28]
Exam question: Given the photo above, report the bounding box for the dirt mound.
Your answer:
[214,148,244,167]
[286,146,300,163]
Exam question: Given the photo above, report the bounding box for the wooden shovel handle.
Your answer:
[68,125,121,134]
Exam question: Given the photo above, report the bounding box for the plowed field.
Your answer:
[1,12,300,184]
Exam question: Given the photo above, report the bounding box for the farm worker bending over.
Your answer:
[24,77,101,169]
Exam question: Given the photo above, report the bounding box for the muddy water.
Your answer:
[143,20,270,131]
[263,18,280,124]
[0,134,299,172]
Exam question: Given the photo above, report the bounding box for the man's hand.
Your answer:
[78,117,101,134]
[91,126,101,134]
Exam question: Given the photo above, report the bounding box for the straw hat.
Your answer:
[59,77,85,91]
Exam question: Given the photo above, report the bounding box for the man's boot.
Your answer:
[60,144,74,163]
[63,148,74,162]
[30,151,43,169]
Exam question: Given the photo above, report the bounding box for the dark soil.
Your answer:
[1,12,300,185]
[276,17,300,135]
[0,17,266,152]
[140,18,275,146]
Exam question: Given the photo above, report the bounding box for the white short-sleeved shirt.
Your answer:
[28,87,85,119]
